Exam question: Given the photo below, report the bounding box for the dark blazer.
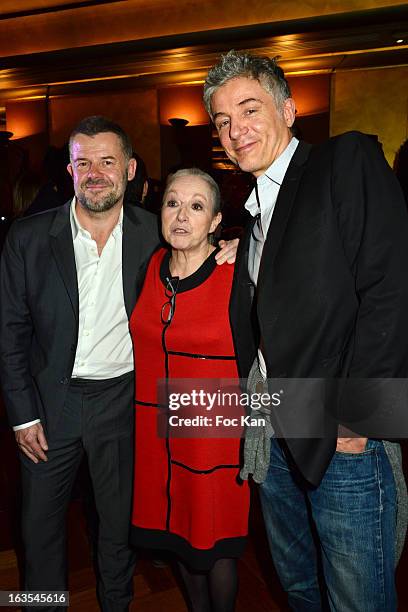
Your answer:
[229,132,408,486]
[0,201,160,433]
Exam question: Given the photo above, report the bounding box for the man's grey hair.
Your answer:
[203,50,292,121]
[164,167,221,216]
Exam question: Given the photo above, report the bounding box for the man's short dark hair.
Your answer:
[69,115,133,161]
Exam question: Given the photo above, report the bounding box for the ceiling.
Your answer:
[0,2,407,104]
[0,0,121,17]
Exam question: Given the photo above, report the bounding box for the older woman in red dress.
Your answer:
[130,168,249,611]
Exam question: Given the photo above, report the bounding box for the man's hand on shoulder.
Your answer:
[15,423,48,463]
[215,238,239,265]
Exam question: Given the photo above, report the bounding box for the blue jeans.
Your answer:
[259,438,397,612]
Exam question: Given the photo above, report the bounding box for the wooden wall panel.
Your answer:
[331,65,408,166]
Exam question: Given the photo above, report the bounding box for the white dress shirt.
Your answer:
[14,199,133,431]
[245,137,299,378]
[71,200,133,379]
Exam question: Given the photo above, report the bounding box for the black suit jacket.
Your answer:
[229,132,408,486]
[0,201,160,433]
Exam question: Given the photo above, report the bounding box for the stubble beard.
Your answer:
[77,174,128,213]
[78,190,121,213]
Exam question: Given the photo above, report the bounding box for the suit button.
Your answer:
[60,377,69,385]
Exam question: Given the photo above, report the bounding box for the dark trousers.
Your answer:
[20,372,136,612]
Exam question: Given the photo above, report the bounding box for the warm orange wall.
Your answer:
[159,85,209,126]
[49,88,161,179]
[6,98,47,140]
[4,76,332,178]
[5,89,161,178]
[157,75,330,127]
[1,0,406,58]
[288,74,330,117]
[5,98,49,172]
[330,66,408,166]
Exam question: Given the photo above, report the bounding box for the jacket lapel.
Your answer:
[122,206,143,318]
[232,210,253,278]
[49,202,144,321]
[230,212,255,311]
[49,201,79,320]
[257,140,312,289]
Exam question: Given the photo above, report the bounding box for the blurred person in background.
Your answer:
[124,151,149,208]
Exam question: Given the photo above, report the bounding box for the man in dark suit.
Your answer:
[204,51,408,610]
[0,116,159,611]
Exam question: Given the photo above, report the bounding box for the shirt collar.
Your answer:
[245,137,299,217]
[70,198,124,240]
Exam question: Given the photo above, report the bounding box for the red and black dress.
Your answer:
[130,247,249,571]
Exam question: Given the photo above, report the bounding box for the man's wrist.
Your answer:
[13,419,41,431]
